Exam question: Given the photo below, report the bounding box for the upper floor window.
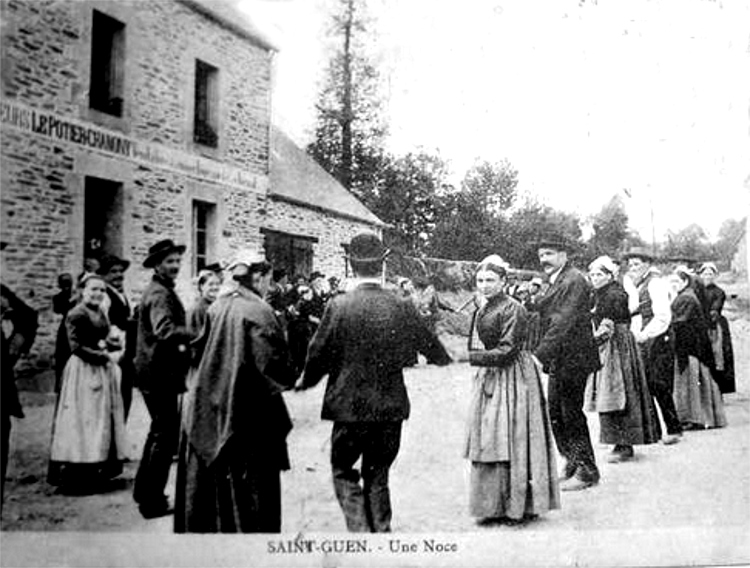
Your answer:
[89,10,125,117]
[194,60,219,148]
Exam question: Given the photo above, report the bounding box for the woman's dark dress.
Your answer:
[703,283,735,394]
[465,293,560,520]
[584,281,661,446]
[671,287,726,429]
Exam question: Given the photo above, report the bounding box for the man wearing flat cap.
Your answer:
[623,247,682,444]
[531,233,601,491]
[297,232,451,532]
[174,250,295,533]
[133,239,192,519]
[97,254,136,420]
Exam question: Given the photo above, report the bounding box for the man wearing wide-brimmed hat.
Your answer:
[174,249,295,533]
[97,254,136,419]
[297,233,451,532]
[623,246,682,445]
[531,232,601,491]
[133,239,192,519]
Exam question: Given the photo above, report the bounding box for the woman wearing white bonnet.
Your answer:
[464,254,560,524]
[584,256,661,463]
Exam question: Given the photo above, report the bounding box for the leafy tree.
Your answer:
[713,217,746,262]
[663,223,713,261]
[503,197,584,269]
[428,160,519,261]
[307,0,385,197]
[588,195,629,256]
[367,151,449,255]
[461,159,518,214]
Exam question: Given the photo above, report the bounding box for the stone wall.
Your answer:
[264,198,382,280]
[1,0,272,171]
[0,0,272,374]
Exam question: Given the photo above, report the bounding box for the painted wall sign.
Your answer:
[0,100,265,193]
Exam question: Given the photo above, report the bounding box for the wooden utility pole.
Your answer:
[339,0,355,190]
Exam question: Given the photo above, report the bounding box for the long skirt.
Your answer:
[709,317,735,394]
[585,325,661,445]
[465,352,560,520]
[673,356,727,429]
[49,355,127,484]
[174,434,283,533]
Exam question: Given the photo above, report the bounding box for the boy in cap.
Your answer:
[297,233,451,532]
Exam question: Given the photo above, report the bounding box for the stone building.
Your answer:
[266,126,384,280]
[0,0,382,375]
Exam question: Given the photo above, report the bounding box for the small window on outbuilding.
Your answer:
[262,229,317,280]
[194,60,219,148]
[89,10,125,117]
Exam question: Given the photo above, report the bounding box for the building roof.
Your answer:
[177,0,278,51]
[269,127,385,228]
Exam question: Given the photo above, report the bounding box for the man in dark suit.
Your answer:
[97,254,136,420]
[297,233,451,532]
[133,239,192,519]
[532,234,601,491]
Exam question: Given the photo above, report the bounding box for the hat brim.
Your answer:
[531,240,570,252]
[102,259,130,272]
[621,252,655,262]
[143,244,186,268]
[345,249,390,263]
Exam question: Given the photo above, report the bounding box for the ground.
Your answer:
[1,277,749,565]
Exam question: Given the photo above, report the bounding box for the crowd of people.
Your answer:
[0,231,738,533]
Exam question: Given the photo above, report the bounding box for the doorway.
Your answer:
[84,176,124,260]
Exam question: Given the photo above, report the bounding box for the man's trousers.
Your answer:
[330,422,402,533]
[547,367,599,481]
[640,334,683,436]
[133,390,179,508]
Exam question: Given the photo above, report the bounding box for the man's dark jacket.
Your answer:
[1,285,38,419]
[134,274,192,393]
[533,264,600,376]
[301,282,451,422]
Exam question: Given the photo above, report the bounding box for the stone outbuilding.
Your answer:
[265,126,384,280]
[0,0,382,375]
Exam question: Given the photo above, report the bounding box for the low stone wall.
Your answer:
[386,253,541,291]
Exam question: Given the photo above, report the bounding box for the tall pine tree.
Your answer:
[307,0,386,199]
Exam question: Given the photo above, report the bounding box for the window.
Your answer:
[262,229,317,279]
[192,200,216,273]
[89,10,125,117]
[194,60,219,147]
[84,176,124,259]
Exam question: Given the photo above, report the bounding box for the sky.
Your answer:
[237,0,750,242]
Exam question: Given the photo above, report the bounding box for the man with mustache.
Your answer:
[532,234,601,491]
[133,239,192,519]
